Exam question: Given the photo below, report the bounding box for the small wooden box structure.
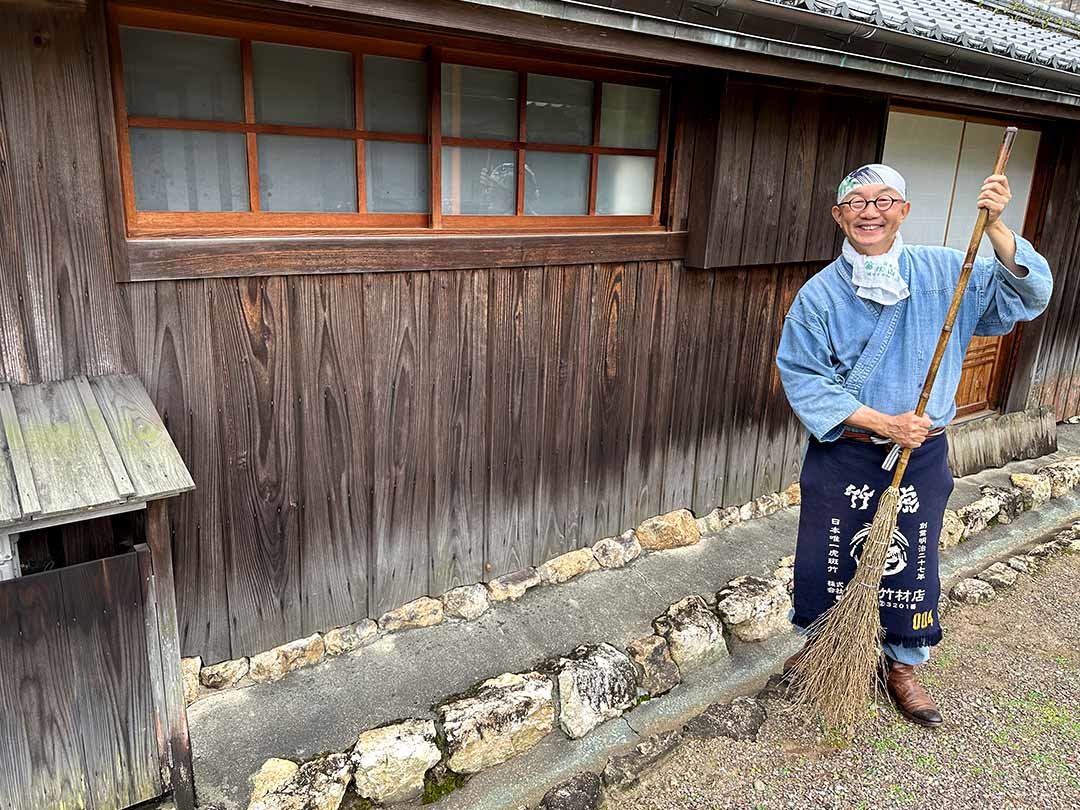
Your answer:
[0,374,196,810]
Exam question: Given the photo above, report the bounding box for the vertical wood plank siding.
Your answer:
[1025,124,1080,419]
[686,82,886,269]
[0,554,164,810]
[0,7,133,384]
[124,260,819,658]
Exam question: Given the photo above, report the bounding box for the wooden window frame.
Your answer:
[107,4,671,238]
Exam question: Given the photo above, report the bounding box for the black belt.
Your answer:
[840,427,945,443]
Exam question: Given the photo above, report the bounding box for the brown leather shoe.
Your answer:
[885,660,943,728]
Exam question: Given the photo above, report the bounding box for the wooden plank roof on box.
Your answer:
[0,374,194,530]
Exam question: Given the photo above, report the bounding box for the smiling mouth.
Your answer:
[857,224,884,233]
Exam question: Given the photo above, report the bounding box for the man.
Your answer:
[776,163,1053,728]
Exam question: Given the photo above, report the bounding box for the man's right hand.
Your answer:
[882,410,933,448]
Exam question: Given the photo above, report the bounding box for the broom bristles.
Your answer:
[789,486,901,733]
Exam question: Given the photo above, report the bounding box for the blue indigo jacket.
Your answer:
[776,234,1053,442]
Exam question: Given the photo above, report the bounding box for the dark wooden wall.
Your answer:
[0,6,133,385]
[686,79,886,269]
[122,260,819,660]
[0,552,165,810]
[1017,123,1080,421]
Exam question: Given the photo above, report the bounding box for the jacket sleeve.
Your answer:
[776,311,863,442]
[975,233,1054,336]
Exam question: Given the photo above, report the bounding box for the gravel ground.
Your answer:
[605,553,1080,810]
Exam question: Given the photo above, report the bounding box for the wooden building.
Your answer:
[2,0,1079,698]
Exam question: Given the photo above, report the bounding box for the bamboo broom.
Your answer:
[788,126,1019,733]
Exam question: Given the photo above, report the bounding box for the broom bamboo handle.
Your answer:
[889,126,1018,487]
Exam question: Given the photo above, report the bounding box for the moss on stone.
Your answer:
[422,769,467,804]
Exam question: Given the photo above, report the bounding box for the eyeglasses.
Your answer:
[836,196,905,213]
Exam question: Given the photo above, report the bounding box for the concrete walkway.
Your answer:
[189,427,1080,809]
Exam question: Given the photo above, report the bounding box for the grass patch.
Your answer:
[933,649,958,669]
[889,784,916,804]
[870,734,900,754]
[915,753,941,774]
[1002,691,1080,743]
[822,727,851,750]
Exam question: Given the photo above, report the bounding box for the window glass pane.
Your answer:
[258,135,356,212]
[596,155,654,215]
[441,147,515,215]
[130,128,248,211]
[120,27,243,121]
[253,42,353,129]
[524,151,589,215]
[526,74,593,146]
[366,141,429,213]
[599,83,660,150]
[945,123,1040,258]
[882,111,963,247]
[441,64,517,140]
[364,56,427,134]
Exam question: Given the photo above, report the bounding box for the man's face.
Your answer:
[831,182,911,255]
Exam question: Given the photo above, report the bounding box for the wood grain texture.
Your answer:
[290,276,370,634]
[692,266,746,512]
[212,277,301,656]
[135,544,171,797]
[0,85,31,384]
[88,374,194,499]
[117,256,822,661]
[487,267,543,573]
[0,406,23,524]
[0,9,131,384]
[123,280,231,661]
[581,262,637,542]
[712,82,757,268]
[748,266,790,498]
[739,88,793,267]
[428,270,488,593]
[946,407,1057,477]
[125,231,687,281]
[0,572,90,810]
[622,260,678,524]
[75,376,136,500]
[85,0,131,285]
[660,269,714,513]
[145,500,195,810]
[11,380,122,517]
[686,81,884,269]
[60,555,162,810]
[775,91,822,264]
[779,265,817,489]
[363,272,430,615]
[1029,127,1080,420]
[0,384,41,519]
[535,264,593,561]
[805,92,856,262]
[718,267,763,508]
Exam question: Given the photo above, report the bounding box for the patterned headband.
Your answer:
[836,164,907,204]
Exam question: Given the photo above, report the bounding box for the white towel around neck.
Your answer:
[841,234,909,306]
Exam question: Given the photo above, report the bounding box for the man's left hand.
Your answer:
[978,174,1012,225]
